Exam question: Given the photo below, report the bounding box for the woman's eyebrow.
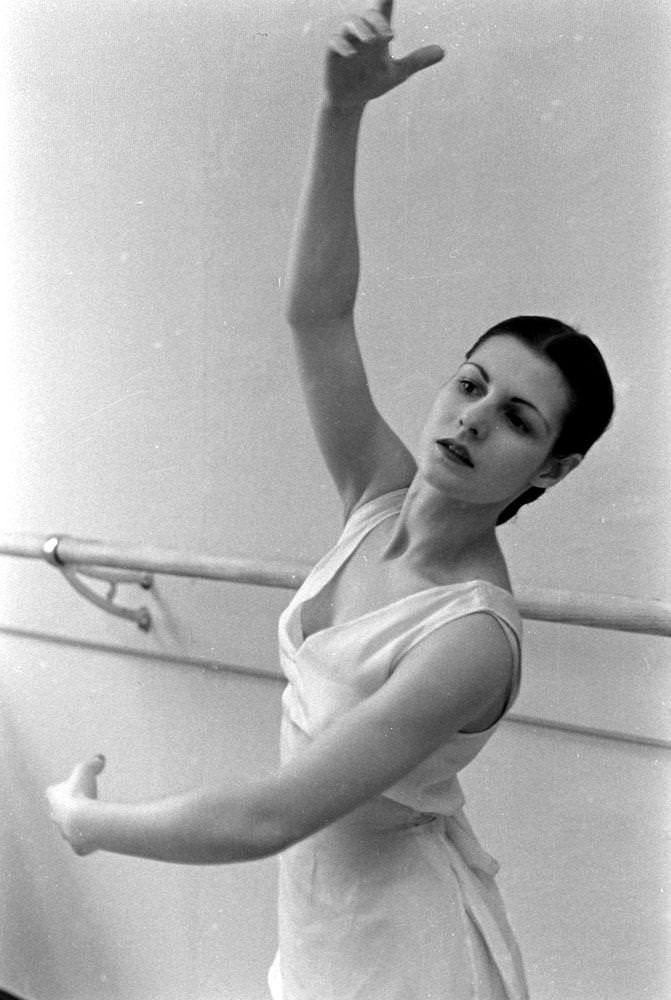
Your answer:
[463,361,551,431]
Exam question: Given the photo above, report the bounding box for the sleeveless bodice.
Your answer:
[269,489,529,1000]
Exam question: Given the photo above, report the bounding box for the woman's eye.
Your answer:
[507,411,529,433]
[458,379,478,394]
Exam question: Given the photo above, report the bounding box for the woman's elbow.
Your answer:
[284,301,326,334]
[241,793,309,860]
[284,292,355,334]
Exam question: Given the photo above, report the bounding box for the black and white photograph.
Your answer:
[1,2,669,998]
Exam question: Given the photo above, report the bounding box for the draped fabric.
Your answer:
[269,491,529,999]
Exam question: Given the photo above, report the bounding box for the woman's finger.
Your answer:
[395,44,445,81]
[328,35,358,58]
[363,9,394,39]
[375,0,394,25]
[69,754,106,797]
[342,17,376,45]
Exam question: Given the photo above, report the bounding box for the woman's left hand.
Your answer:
[47,754,106,855]
[325,1,444,110]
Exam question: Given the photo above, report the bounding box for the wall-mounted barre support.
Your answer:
[42,536,153,631]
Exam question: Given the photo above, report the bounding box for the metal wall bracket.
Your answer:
[42,536,153,631]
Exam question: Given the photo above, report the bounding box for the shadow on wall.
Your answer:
[0,702,121,999]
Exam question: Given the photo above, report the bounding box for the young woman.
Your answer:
[48,4,614,998]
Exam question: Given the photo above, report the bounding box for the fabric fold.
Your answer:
[270,489,529,999]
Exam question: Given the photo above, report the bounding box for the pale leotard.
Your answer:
[268,489,529,1000]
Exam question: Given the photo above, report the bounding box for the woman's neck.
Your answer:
[382,476,503,579]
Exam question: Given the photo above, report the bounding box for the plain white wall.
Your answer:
[2,1,670,997]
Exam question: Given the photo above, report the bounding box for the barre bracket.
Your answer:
[42,536,153,631]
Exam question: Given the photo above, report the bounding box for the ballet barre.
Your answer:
[0,531,670,639]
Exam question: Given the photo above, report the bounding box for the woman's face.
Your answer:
[417,334,574,511]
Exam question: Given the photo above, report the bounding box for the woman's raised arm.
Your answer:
[285,2,443,517]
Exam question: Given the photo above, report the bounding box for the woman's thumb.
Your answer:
[91,753,106,774]
[71,754,106,795]
[397,44,444,80]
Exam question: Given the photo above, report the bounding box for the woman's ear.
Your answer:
[529,453,582,490]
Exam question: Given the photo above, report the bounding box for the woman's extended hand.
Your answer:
[46,754,106,855]
[325,1,444,110]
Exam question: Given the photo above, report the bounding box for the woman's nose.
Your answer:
[459,403,489,438]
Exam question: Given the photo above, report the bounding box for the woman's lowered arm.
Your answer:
[46,613,510,865]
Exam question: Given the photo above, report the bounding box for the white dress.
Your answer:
[268,490,529,1000]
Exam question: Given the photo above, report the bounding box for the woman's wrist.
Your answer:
[321,96,367,118]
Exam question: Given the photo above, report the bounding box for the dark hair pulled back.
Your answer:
[465,316,615,525]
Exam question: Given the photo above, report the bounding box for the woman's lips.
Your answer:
[437,438,474,468]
